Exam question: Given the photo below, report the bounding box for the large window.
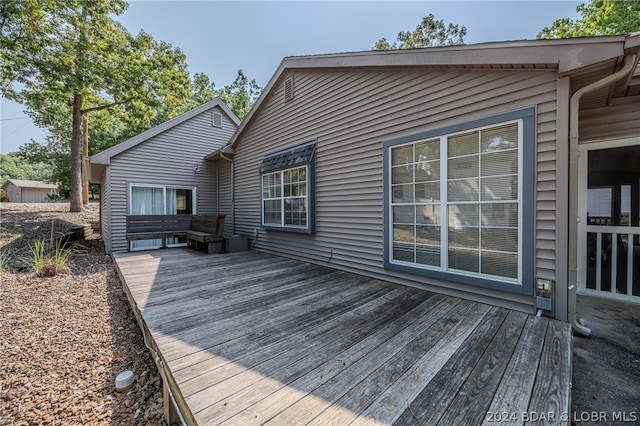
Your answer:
[260,140,316,233]
[384,109,535,293]
[129,184,195,249]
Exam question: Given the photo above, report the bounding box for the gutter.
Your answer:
[567,53,637,337]
[219,146,235,235]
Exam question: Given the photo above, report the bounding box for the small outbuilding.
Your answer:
[1,179,58,203]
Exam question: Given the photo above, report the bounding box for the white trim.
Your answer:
[128,183,198,251]
[261,165,309,230]
[577,136,640,298]
[388,119,523,284]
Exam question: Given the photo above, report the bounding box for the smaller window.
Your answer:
[260,140,316,233]
[284,76,294,102]
[212,112,223,128]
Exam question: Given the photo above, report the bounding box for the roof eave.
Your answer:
[227,36,628,148]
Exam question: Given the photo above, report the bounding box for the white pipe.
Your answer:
[220,150,235,235]
[567,53,637,337]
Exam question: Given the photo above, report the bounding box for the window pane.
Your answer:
[449,131,479,157]
[448,226,479,250]
[393,205,415,224]
[448,156,479,180]
[392,145,413,166]
[393,184,414,203]
[393,244,415,262]
[481,123,518,152]
[284,197,306,226]
[481,228,518,252]
[481,252,518,278]
[415,182,440,202]
[417,205,440,225]
[416,225,440,246]
[263,199,281,225]
[416,245,440,267]
[393,224,414,244]
[392,166,413,184]
[415,139,440,161]
[131,186,164,214]
[481,203,518,227]
[481,176,518,201]
[481,150,517,176]
[449,248,479,273]
[448,179,479,202]
[449,204,479,227]
[414,161,439,182]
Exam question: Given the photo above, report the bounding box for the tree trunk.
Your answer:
[69,94,84,212]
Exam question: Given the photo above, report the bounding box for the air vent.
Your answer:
[212,111,222,128]
[284,76,294,103]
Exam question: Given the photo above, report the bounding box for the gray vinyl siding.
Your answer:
[233,68,560,312]
[100,168,112,253]
[215,159,234,236]
[579,101,640,142]
[107,106,236,253]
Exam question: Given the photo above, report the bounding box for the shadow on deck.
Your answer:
[113,248,572,425]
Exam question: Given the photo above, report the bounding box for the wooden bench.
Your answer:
[125,214,225,253]
[186,215,225,254]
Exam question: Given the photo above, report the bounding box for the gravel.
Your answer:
[0,203,168,425]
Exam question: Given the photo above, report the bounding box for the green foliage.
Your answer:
[1,0,193,211]
[0,250,9,269]
[28,222,72,276]
[538,0,640,39]
[187,70,262,120]
[374,14,467,50]
[29,239,46,273]
[0,152,55,184]
[215,70,262,120]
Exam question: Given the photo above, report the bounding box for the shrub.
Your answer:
[0,250,9,269]
[28,221,73,276]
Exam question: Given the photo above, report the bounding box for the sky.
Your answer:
[0,0,582,154]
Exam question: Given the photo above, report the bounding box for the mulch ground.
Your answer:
[0,203,168,425]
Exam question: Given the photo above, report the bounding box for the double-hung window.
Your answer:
[384,109,535,294]
[260,140,316,233]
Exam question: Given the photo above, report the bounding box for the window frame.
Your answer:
[383,108,535,295]
[128,183,197,250]
[260,147,316,234]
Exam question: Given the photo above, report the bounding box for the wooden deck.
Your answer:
[113,249,572,426]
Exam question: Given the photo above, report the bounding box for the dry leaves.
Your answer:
[0,203,167,425]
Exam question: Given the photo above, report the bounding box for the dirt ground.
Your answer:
[0,203,167,425]
[572,295,640,425]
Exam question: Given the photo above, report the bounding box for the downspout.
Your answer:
[568,53,637,337]
[220,151,235,235]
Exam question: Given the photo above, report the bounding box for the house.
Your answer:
[205,34,640,326]
[89,98,240,254]
[1,179,58,202]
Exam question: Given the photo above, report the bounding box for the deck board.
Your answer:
[113,249,572,426]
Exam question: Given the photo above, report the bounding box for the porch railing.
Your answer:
[586,225,640,298]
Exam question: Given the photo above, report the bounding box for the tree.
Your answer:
[187,70,262,120]
[538,0,640,39]
[0,152,55,184]
[215,70,261,120]
[1,0,192,211]
[374,13,467,50]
